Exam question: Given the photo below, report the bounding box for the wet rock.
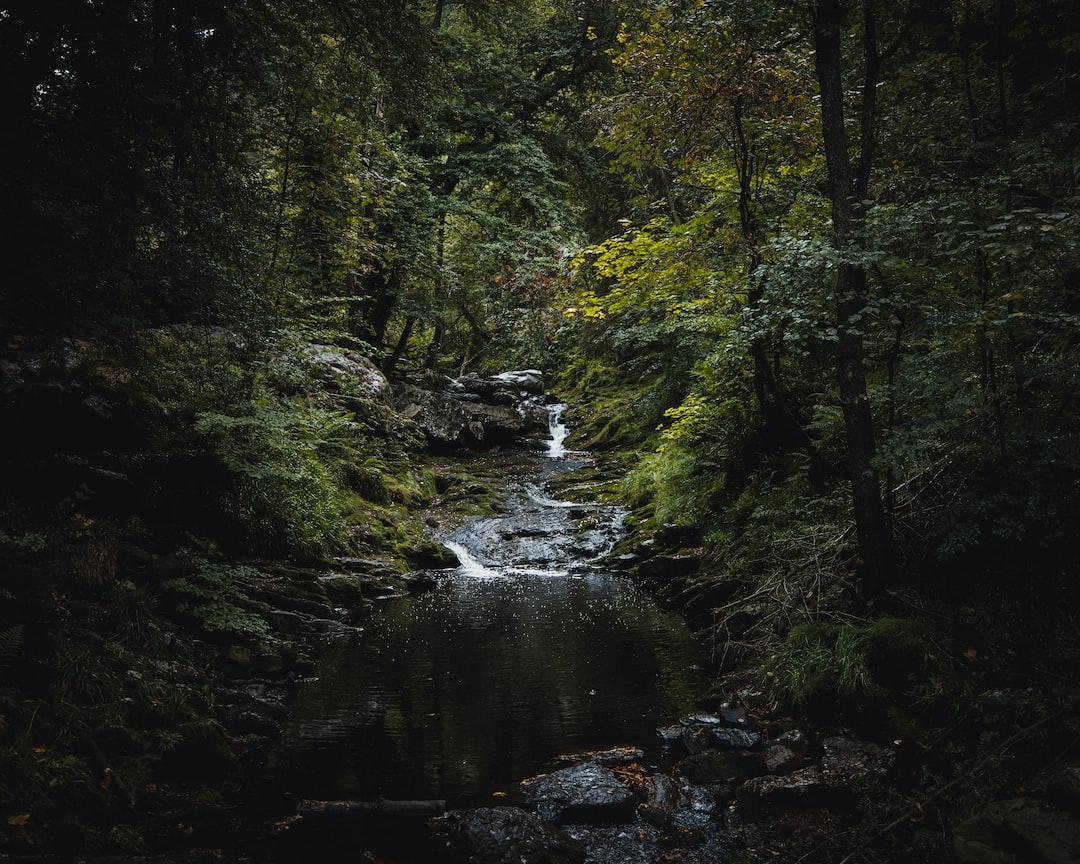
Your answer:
[406,540,461,570]
[397,379,546,449]
[555,746,645,768]
[720,704,749,726]
[820,737,894,787]
[653,523,703,550]
[432,807,584,864]
[658,724,684,750]
[775,728,811,756]
[762,744,802,776]
[318,573,370,607]
[521,763,639,825]
[403,570,439,593]
[331,556,399,576]
[634,552,702,584]
[636,803,674,829]
[226,708,280,737]
[657,824,706,848]
[254,650,286,677]
[677,750,763,785]
[397,383,474,446]
[683,724,762,753]
[736,766,832,817]
[492,369,545,395]
[953,798,1080,864]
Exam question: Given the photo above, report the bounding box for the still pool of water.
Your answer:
[275,570,707,806]
[273,407,708,809]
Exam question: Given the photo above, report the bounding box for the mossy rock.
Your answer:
[320,574,370,607]
[404,538,459,570]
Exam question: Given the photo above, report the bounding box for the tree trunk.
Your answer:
[812,0,896,596]
[732,95,819,475]
[384,316,416,375]
[425,322,444,369]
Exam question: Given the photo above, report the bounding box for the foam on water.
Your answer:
[546,403,569,458]
[443,540,502,578]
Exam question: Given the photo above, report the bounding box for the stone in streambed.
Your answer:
[318,573,372,607]
[683,724,762,753]
[736,766,834,817]
[431,806,584,864]
[554,746,645,768]
[521,763,638,825]
[820,736,894,786]
[775,728,811,755]
[762,743,803,776]
[677,750,763,784]
[634,552,702,584]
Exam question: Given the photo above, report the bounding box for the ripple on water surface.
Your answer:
[277,568,707,806]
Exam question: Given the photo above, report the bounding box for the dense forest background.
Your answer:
[2,0,1080,860]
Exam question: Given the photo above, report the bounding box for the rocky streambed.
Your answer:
[266,378,907,864]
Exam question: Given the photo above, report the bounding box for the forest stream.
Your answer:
[269,405,709,856]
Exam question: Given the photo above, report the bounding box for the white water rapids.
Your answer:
[546,403,569,458]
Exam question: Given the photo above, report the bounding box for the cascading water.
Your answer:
[279,399,707,831]
[546,403,569,458]
[442,540,500,578]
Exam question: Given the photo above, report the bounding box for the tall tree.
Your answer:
[811,0,895,595]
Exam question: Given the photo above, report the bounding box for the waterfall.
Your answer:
[443,541,501,578]
[546,403,569,458]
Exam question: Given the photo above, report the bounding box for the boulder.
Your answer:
[953,798,1080,864]
[736,766,833,816]
[653,523,703,550]
[318,573,373,607]
[302,344,391,403]
[658,724,684,750]
[634,553,702,584]
[453,370,545,399]
[397,384,474,447]
[775,728,811,756]
[492,369,545,395]
[820,737,894,787]
[521,763,639,825]
[762,744,802,776]
[431,807,584,864]
[677,750,764,785]
[405,539,461,570]
[395,381,546,449]
[555,746,644,768]
[683,724,762,753]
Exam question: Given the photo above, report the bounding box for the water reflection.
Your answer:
[277,569,707,805]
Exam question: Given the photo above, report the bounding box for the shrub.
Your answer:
[767,617,939,734]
